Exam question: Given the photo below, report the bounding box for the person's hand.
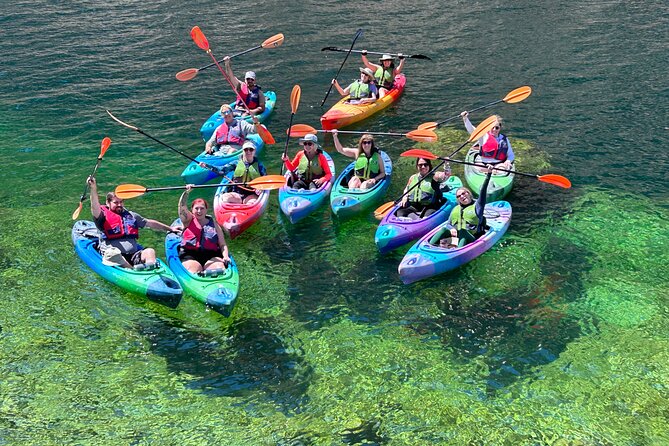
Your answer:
[398,53,405,60]
[450,228,458,237]
[281,153,289,162]
[460,111,469,119]
[361,49,367,56]
[223,56,230,62]
[222,254,231,266]
[185,184,194,192]
[331,129,338,137]
[331,79,338,86]
[433,171,446,182]
[313,178,324,187]
[486,164,494,174]
[205,145,213,155]
[87,176,96,187]
[253,188,261,195]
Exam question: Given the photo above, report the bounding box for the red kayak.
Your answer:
[213,173,270,239]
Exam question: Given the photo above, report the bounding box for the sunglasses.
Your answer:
[417,163,429,167]
[362,140,372,145]
[492,125,500,130]
[456,192,469,198]
[243,148,255,152]
[246,78,255,82]
[222,110,232,116]
[303,142,315,146]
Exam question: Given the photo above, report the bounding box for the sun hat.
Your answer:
[379,54,394,62]
[245,71,256,80]
[242,140,256,151]
[359,67,375,78]
[299,133,319,145]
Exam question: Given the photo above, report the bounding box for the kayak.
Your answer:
[374,176,463,254]
[180,133,265,185]
[72,221,182,308]
[199,91,277,141]
[320,74,406,130]
[330,151,393,218]
[279,151,336,223]
[464,148,515,201]
[213,171,270,239]
[165,219,240,316]
[398,201,512,284]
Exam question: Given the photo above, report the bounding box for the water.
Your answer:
[1,1,668,444]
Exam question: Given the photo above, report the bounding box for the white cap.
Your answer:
[245,71,256,80]
[299,133,318,144]
[242,140,256,151]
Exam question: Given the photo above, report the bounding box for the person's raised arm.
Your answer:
[331,130,357,158]
[178,185,194,226]
[223,56,242,91]
[88,176,102,219]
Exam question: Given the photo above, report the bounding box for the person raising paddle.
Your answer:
[223,56,266,117]
[213,140,268,204]
[331,67,378,105]
[461,112,514,171]
[361,51,405,98]
[88,177,175,269]
[281,133,333,190]
[205,104,259,155]
[332,131,386,190]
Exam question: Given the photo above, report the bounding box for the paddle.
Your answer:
[288,124,438,143]
[321,47,431,61]
[418,86,533,131]
[176,33,284,82]
[281,85,301,174]
[373,117,496,219]
[106,110,219,174]
[71,137,112,220]
[400,148,571,189]
[189,26,275,145]
[320,28,363,107]
[115,175,287,199]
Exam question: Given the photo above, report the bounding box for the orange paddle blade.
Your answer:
[175,68,199,82]
[248,174,287,190]
[538,174,571,189]
[406,129,438,142]
[262,33,285,49]
[468,115,498,142]
[71,202,83,220]
[400,148,438,160]
[290,85,301,115]
[190,26,209,51]
[256,124,275,145]
[504,86,532,104]
[99,137,112,157]
[288,124,317,137]
[115,184,148,199]
[373,201,396,220]
[417,121,438,131]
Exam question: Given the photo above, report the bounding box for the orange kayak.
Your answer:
[320,74,406,130]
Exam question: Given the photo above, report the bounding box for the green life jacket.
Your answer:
[374,67,393,89]
[233,158,261,183]
[449,204,480,233]
[407,174,436,205]
[297,150,324,182]
[349,81,370,99]
[353,151,381,180]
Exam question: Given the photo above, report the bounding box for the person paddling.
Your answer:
[213,140,268,204]
[205,104,259,155]
[361,51,405,98]
[223,56,266,117]
[177,185,230,274]
[461,112,514,171]
[332,131,386,190]
[281,133,333,190]
[331,67,378,105]
[396,158,448,220]
[88,177,175,269]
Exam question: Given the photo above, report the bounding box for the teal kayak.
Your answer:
[330,151,393,218]
[199,91,276,141]
[279,151,336,223]
[165,219,240,317]
[464,148,515,201]
[72,221,182,308]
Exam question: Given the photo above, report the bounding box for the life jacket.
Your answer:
[180,216,219,252]
[449,203,480,233]
[100,205,139,240]
[407,174,436,205]
[215,120,244,146]
[374,67,394,89]
[349,81,371,99]
[236,83,262,110]
[354,150,381,180]
[297,150,325,182]
[480,132,510,162]
[232,157,262,183]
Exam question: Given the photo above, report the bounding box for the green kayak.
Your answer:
[464,148,515,201]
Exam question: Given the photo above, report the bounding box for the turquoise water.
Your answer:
[1,1,668,444]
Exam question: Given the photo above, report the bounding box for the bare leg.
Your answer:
[204,257,227,271]
[220,192,243,204]
[140,248,157,264]
[182,259,203,274]
[347,176,362,189]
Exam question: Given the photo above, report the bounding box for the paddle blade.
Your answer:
[99,137,112,157]
[256,124,275,145]
[468,115,498,142]
[290,85,301,114]
[400,148,438,160]
[504,86,532,104]
[190,26,209,51]
[538,174,571,189]
[288,124,317,137]
[406,129,438,143]
[261,33,284,49]
[409,54,432,60]
[248,174,287,190]
[72,202,83,220]
[417,121,438,131]
[115,184,148,199]
[373,201,395,220]
[175,68,199,82]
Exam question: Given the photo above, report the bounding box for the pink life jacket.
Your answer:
[181,216,219,252]
[215,120,244,146]
[236,83,262,110]
[100,206,139,240]
[480,132,508,162]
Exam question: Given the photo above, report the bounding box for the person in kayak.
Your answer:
[88,177,175,269]
[223,56,266,117]
[396,158,448,220]
[281,133,333,190]
[331,130,386,190]
[331,67,378,105]
[214,140,268,204]
[461,112,514,171]
[177,185,230,274]
[438,165,494,248]
[205,104,259,155]
[361,51,405,98]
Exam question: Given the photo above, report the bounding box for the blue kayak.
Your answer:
[199,91,277,141]
[72,221,182,308]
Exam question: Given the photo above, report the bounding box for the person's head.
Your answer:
[105,193,124,214]
[357,134,376,156]
[244,71,256,88]
[439,237,451,248]
[220,104,234,123]
[241,140,256,162]
[455,187,474,206]
[416,157,432,175]
[299,133,319,155]
[379,54,395,68]
[359,67,375,83]
[490,115,503,136]
[190,198,208,217]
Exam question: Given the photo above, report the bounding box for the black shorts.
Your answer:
[178,248,221,266]
[123,250,145,266]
